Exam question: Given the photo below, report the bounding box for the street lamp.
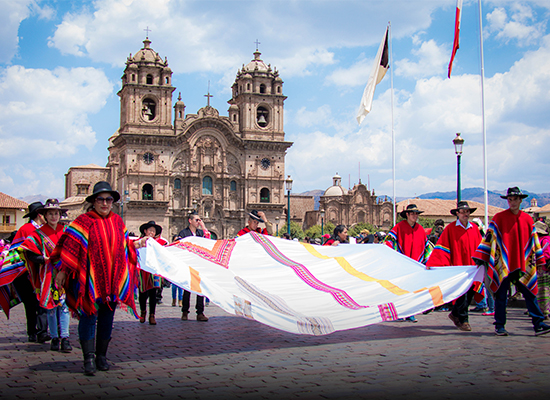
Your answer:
[453,133,464,203]
[275,216,280,236]
[285,175,293,236]
[192,199,198,210]
[320,209,325,244]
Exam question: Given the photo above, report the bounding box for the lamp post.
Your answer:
[320,209,325,244]
[453,133,464,203]
[285,175,293,237]
[275,216,279,236]
[192,199,198,210]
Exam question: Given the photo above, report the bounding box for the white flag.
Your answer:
[357,28,389,125]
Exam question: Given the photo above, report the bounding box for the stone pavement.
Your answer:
[1,297,549,400]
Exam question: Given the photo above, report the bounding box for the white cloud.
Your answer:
[0,65,114,160]
[325,57,370,87]
[0,0,33,63]
[396,38,448,78]
[486,4,545,45]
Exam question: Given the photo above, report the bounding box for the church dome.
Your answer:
[323,173,348,196]
[244,50,269,73]
[126,38,167,68]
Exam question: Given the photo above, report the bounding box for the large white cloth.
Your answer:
[139,232,483,335]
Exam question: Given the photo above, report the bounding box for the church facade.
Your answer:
[63,39,292,239]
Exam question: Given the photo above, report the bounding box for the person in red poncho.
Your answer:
[137,221,166,326]
[427,201,482,332]
[20,199,73,352]
[237,210,272,236]
[51,181,142,375]
[385,204,432,323]
[10,201,49,343]
[473,187,550,337]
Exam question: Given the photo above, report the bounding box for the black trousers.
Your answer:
[13,273,48,337]
[451,285,476,324]
[182,290,204,314]
[139,289,157,314]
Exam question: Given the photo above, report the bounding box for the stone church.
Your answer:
[62,38,292,239]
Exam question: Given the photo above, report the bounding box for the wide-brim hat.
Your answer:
[248,210,264,223]
[500,186,528,199]
[23,201,44,219]
[37,199,68,215]
[139,220,162,236]
[451,201,477,216]
[399,204,424,219]
[85,181,121,203]
[535,221,548,235]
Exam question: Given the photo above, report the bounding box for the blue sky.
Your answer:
[2,0,550,200]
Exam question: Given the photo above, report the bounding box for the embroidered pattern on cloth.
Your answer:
[250,232,367,310]
[172,239,236,269]
[378,303,398,321]
[235,276,335,335]
[233,295,253,319]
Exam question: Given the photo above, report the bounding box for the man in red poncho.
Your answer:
[385,204,432,322]
[473,187,550,337]
[427,201,482,332]
[237,210,272,236]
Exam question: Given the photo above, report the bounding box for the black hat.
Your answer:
[500,186,528,199]
[451,201,477,216]
[399,204,424,219]
[139,220,162,236]
[248,210,264,223]
[85,181,120,203]
[37,199,69,215]
[23,202,44,219]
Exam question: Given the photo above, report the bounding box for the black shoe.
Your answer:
[60,338,72,352]
[535,323,550,336]
[28,334,37,342]
[50,337,60,351]
[37,333,51,343]
[495,327,509,336]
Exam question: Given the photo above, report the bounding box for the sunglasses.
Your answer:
[95,196,114,204]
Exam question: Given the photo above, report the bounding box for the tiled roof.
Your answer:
[0,192,29,209]
[396,198,504,218]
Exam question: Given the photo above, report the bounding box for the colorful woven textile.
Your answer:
[385,220,432,264]
[139,232,483,335]
[473,210,544,296]
[19,224,64,309]
[0,240,26,318]
[50,210,139,317]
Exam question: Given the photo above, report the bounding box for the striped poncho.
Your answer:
[19,224,64,309]
[50,210,139,317]
[384,220,432,264]
[473,209,545,295]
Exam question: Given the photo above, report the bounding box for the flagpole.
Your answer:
[478,0,488,228]
[389,21,396,226]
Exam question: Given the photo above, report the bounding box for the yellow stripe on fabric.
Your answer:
[302,243,409,296]
[428,286,444,307]
[189,267,202,293]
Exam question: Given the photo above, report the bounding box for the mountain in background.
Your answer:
[19,194,51,205]
[296,187,550,211]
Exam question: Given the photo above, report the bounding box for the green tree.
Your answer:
[304,222,335,239]
[348,222,378,238]
[396,215,436,229]
[278,221,305,240]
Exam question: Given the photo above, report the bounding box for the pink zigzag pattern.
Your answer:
[249,232,367,310]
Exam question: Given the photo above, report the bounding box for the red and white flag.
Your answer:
[448,0,463,78]
[357,27,389,125]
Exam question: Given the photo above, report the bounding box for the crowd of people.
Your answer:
[1,182,550,377]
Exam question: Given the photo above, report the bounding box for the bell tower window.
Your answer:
[260,84,266,94]
[142,184,154,200]
[257,106,269,128]
[142,99,156,121]
[260,188,270,203]
[146,74,153,84]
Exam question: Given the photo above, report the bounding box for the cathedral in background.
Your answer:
[62,38,292,239]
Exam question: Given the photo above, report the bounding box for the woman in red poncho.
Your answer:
[51,181,145,376]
